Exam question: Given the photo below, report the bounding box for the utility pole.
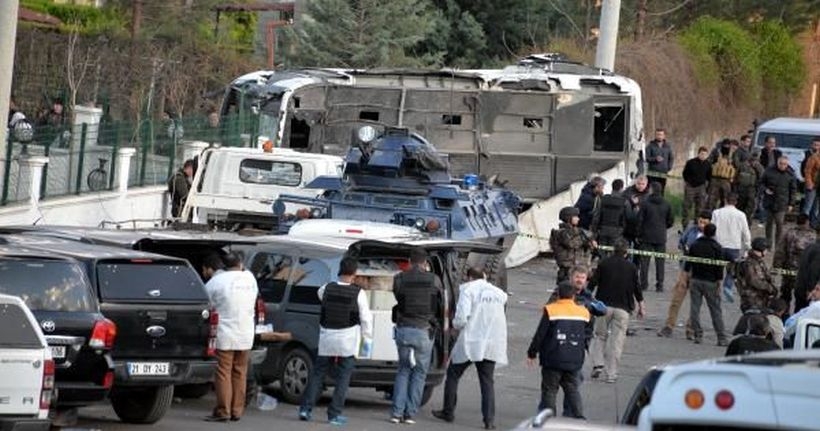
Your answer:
[0,0,20,181]
[594,0,622,72]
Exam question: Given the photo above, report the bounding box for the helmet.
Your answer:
[559,206,579,223]
[751,237,769,252]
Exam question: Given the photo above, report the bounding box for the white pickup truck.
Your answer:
[0,294,54,431]
[180,147,343,230]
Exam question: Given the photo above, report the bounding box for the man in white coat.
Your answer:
[432,267,508,430]
[202,252,259,422]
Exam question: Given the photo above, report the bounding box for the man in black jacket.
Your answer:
[591,179,627,249]
[390,248,444,424]
[589,239,644,383]
[574,176,605,230]
[759,136,783,169]
[622,176,650,247]
[725,314,779,356]
[646,128,674,194]
[637,182,674,292]
[682,146,711,229]
[760,156,797,249]
[686,223,729,346]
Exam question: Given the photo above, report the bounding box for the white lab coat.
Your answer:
[204,269,259,351]
[449,279,508,366]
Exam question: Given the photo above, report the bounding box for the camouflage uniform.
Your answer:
[772,225,817,305]
[735,157,764,225]
[550,222,594,282]
[735,254,777,312]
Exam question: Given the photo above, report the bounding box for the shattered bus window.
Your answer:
[594,105,626,152]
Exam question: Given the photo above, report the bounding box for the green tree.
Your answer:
[420,0,487,68]
[284,0,444,68]
[752,21,806,115]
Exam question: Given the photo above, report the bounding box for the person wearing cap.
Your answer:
[735,238,778,314]
[657,209,712,338]
[550,207,596,283]
[685,223,730,346]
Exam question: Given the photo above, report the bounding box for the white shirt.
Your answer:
[785,301,820,336]
[450,279,508,366]
[317,282,373,357]
[204,269,259,351]
[711,205,751,250]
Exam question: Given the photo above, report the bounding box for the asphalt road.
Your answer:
[73,248,745,431]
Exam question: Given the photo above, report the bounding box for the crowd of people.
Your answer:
[537,129,820,417]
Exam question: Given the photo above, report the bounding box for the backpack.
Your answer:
[712,155,736,179]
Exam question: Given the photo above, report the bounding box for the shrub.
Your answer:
[752,21,806,114]
[678,17,762,105]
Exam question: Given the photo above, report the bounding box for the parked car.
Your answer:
[0,235,216,424]
[0,243,115,410]
[634,350,820,430]
[0,293,55,431]
[0,227,268,402]
[231,233,500,405]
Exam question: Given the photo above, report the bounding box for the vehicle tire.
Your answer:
[173,383,211,399]
[110,385,175,424]
[277,348,313,405]
[483,253,508,291]
[420,385,435,407]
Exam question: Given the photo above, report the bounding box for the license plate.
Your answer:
[127,362,170,376]
[50,346,66,359]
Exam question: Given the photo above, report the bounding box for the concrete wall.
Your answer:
[0,186,167,227]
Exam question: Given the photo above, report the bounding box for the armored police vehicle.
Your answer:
[220,54,644,266]
[273,126,520,288]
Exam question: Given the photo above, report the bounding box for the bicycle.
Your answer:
[87,158,108,191]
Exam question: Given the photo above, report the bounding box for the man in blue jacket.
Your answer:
[527,281,592,419]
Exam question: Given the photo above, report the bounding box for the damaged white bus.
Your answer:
[218,54,646,267]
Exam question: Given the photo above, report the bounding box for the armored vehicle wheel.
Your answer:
[278,347,313,404]
[483,254,508,290]
[110,385,174,424]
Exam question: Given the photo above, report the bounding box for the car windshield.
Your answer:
[0,303,42,349]
[0,260,95,312]
[97,261,208,302]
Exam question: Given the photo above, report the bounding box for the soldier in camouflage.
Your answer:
[735,237,778,313]
[550,206,596,283]
[734,149,764,225]
[773,214,817,310]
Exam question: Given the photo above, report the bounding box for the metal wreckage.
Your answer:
[219,54,646,268]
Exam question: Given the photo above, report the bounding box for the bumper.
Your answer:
[54,381,110,407]
[348,365,444,388]
[0,418,50,431]
[113,359,216,386]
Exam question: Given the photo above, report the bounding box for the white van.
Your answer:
[180,147,343,229]
[753,117,820,181]
[0,294,54,431]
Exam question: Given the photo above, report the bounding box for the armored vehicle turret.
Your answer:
[273,126,520,287]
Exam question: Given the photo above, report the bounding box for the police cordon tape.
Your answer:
[516,231,798,277]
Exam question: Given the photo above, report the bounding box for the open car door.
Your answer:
[794,318,820,350]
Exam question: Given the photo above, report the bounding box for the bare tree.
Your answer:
[66,24,99,114]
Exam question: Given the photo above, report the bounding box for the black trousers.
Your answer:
[639,242,666,291]
[539,367,582,419]
[440,360,496,423]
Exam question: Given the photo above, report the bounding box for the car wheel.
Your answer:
[173,383,211,399]
[110,385,174,424]
[278,347,312,404]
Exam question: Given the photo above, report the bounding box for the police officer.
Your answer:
[550,207,596,283]
[299,257,373,425]
[736,238,778,313]
[773,214,817,310]
[390,248,444,424]
[591,178,627,250]
[735,149,764,225]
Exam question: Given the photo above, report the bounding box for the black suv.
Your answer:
[1,235,216,424]
[0,242,115,410]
